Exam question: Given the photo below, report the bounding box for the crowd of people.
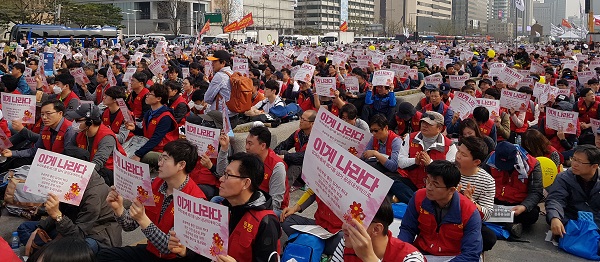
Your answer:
[0,36,599,262]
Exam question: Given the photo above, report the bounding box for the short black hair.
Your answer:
[580,87,594,98]
[369,114,388,129]
[98,67,108,78]
[458,136,489,162]
[132,72,148,84]
[42,99,66,113]
[167,81,182,94]
[473,107,490,123]
[148,84,169,104]
[248,126,272,148]
[429,88,442,96]
[250,68,261,78]
[1,74,18,92]
[339,103,358,120]
[556,79,569,86]
[191,88,206,102]
[13,63,25,74]
[574,145,600,165]
[228,152,265,192]
[479,79,493,87]
[163,139,199,174]
[371,197,393,232]
[55,73,75,90]
[35,237,95,262]
[518,86,533,95]
[461,85,475,93]
[252,78,260,87]
[484,88,501,100]
[104,86,127,100]
[264,80,279,95]
[189,62,201,70]
[426,160,461,188]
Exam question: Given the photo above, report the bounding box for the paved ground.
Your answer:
[0,190,591,261]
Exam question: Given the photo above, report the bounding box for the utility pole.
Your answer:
[261,3,266,30]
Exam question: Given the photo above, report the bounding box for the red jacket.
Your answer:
[60,91,80,108]
[142,111,179,152]
[102,108,134,141]
[314,196,344,233]
[127,88,149,119]
[228,209,280,261]
[577,99,599,124]
[478,119,495,137]
[490,154,538,204]
[41,119,72,153]
[297,91,316,112]
[394,111,422,136]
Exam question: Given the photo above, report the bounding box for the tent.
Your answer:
[558,31,583,39]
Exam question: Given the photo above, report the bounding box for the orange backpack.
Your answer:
[220,72,253,113]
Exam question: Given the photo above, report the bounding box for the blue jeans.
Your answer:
[389,177,417,204]
[17,221,100,254]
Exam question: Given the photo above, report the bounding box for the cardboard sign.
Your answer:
[185,122,219,158]
[314,77,336,97]
[70,68,91,86]
[301,133,392,226]
[577,71,596,85]
[311,108,372,157]
[116,98,135,123]
[546,107,579,134]
[232,57,249,77]
[107,66,118,87]
[500,89,531,112]
[294,63,316,83]
[372,70,395,87]
[533,82,553,104]
[357,55,370,68]
[173,190,229,259]
[488,63,506,77]
[148,58,168,76]
[590,118,600,132]
[424,73,443,87]
[497,67,525,87]
[113,148,154,206]
[296,51,309,61]
[204,61,213,77]
[476,98,500,119]
[448,75,469,89]
[345,76,360,93]
[563,60,577,70]
[122,67,136,83]
[530,62,544,75]
[331,52,349,68]
[23,149,95,206]
[371,53,386,67]
[449,92,477,120]
[1,93,36,124]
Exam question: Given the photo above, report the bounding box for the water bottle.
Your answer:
[11,231,21,259]
[515,135,522,146]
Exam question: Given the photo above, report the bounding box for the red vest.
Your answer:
[102,108,134,141]
[261,149,290,209]
[294,130,308,152]
[75,124,126,170]
[344,230,421,262]
[478,119,495,136]
[490,154,538,204]
[145,178,206,259]
[128,88,149,119]
[501,105,530,134]
[142,111,179,152]
[413,189,477,256]
[169,95,189,127]
[298,92,316,112]
[577,99,599,124]
[373,131,400,156]
[26,118,43,134]
[12,90,20,94]
[189,158,219,187]
[41,119,72,153]
[0,105,11,138]
[95,83,109,105]
[402,132,452,189]
[424,102,449,116]
[395,112,422,135]
[314,196,344,233]
[419,97,429,108]
[61,91,79,108]
[228,209,281,262]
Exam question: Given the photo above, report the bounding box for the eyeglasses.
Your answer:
[40,111,58,118]
[570,157,593,165]
[423,177,448,189]
[421,113,436,121]
[223,172,248,180]
[300,117,313,122]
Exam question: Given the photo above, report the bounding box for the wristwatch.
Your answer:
[55,214,63,223]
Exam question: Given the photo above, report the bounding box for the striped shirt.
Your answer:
[460,168,496,221]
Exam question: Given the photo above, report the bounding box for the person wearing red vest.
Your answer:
[167,152,281,262]
[485,142,543,237]
[53,73,80,121]
[422,88,454,129]
[399,160,483,260]
[390,102,422,137]
[126,72,151,120]
[82,67,110,105]
[67,104,126,186]
[362,114,402,174]
[166,81,189,127]
[343,198,424,262]
[484,88,511,141]
[575,87,600,144]
[98,140,207,262]
[296,79,320,112]
[126,84,179,167]
[102,86,134,143]
[274,110,317,186]
[473,106,498,143]
[2,100,76,166]
[415,84,436,111]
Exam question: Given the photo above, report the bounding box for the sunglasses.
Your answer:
[421,113,436,121]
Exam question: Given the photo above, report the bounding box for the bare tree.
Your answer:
[156,0,188,35]
[213,0,234,28]
[0,0,55,25]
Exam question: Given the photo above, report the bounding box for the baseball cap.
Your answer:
[396,102,417,120]
[423,84,437,91]
[207,50,231,62]
[494,141,517,171]
[66,103,101,122]
[420,111,444,126]
[440,83,452,94]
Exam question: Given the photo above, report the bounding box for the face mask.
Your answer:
[71,123,82,133]
[194,104,205,111]
[53,86,62,94]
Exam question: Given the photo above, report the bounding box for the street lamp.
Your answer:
[194,11,199,35]
[129,9,142,36]
[122,12,132,36]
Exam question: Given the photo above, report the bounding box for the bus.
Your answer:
[8,24,119,45]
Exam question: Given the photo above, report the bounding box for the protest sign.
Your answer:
[122,67,136,83]
[488,63,506,77]
[24,76,37,91]
[590,59,600,70]
[232,57,249,77]
[204,61,213,76]
[107,66,118,87]
[70,68,91,86]
[296,51,309,61]
[476,98,500,119]
[331,52,349,68]
[1,93,36,124]
[345,76,360,93]
[357,55,370,68]
[371,53,385,67]
[301,134,393,226]
[487,205,515,223]
[182,67,190,78]
[116,98,135,123]
[185,122,220,158]
[148,57,168,76]
[449,92,477,120]
[591,118,600,133]
[500,89,530,112]
[530,62,544,75]
[424,73,443,86]
[311,108,372,156]
[314,77,336,97]
[546,107,579,134]
[448,75,469,89]
[578,71,596,85]
[173,190,229,258]
[294,63,316,83]
[563,60,577,70]
[23,149,95,206]
[113,148,154,206]
[497,67,525,87]
[372,70,394,87]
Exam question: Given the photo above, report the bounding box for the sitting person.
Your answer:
[274,110,316,186]
[473,106,498,143]
[389,102,422,137]
[399,160,483,261]
[458,118,496,154]
[484,88,511,141]
[521,129,563,167]
[101,86,133,144]
[362,114,402,174]
[343,198,425,262]
[546,145,600,241]
[339,103,369,131]
[250,78,265,106]
[244,80,286,118]
[362,81,397,121]
[17,147,122,255]
[295,79,320,112]
[485,141,543,238]
[189,89,208,116]
[422,88,453,130]
[53,73,80,120]
[126,72,151,120]
[97,140,206,262]
[166,81,189,127]
[167,152,281,262]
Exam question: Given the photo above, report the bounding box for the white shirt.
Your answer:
[397,132,457,168]
[253,96,284,114]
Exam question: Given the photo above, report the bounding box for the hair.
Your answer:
[1,74,18,92]
[167,81,182,94]
[426,160,461,188]
[574,145,600,165]
[196,80,209,90]
[484,88,501,100]
[97,67,108,78]
[184,76,195,85]
[264,79,280,95]
[83,64,96,71]
[521,129,552,157]
[251,78,260,88]
[148,84,169,104]
[339,103,358,120]
[472,107,490,123]
[281,68,291,76]
[465,79,476,85]
[189,62,201,70]
[167,66,178,74]
[13,63,25,74]
[42,99,66,113]
[479,79,493,87]
[191,88,206,102]
[104,86,127,100]
[55,73,75,90]
[250,68,261,78]
[228,152,265,192]
[248,126,272,148]
[461,85,475,93]
[556,79,569,86]
[36,237,96,262]
[369,114,388,129]
[518,86,533,95]
[429,88,442,96]
[113,63,123,73]
[580,87,594,99]
[266,64,276,73]
[304,110,317,122]
[459,118,483,138]
[132,72,148,84]
[458,136,489,162]
[163,139,199,174]
[371,197,394,233]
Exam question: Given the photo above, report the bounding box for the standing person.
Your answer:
[202,50,236,128]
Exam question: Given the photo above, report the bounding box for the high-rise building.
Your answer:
[294,0,374,34]
[452,0,488,35]
[532,0,567,35]
[244,0,295,34]
[488,0,534,35]
[374,0,452,35]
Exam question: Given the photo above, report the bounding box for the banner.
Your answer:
[546,107,578,134]
[237,13,254,30]
[113,148,154,206]
[449,92,477,120]
[223,21,239,33]
[372,70,394,87]
[311,108,372,157]
[185,122,220,158]
[562,19,572,28]
[1,93,36,124]
[476,98,500,119]
[173,190,229,258]
[340,21,348,32]
[345,76,359,93]
[500,89,530,112]
[23,149,95,206]
[301,133,392,226]
[314,77,337,97]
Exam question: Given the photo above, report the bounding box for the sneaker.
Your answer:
[508,223,523,238]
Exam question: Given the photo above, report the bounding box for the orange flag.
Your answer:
[562,19,572,28]
[237,13,254,29]
[199,19,210,35]
[224,21,239,33]
[340,21,348,32]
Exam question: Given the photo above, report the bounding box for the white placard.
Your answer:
[294,63,316,83]
[232,57,249,77]
[449,92,477,120]
[311,108,372,157]
[476,98,500,119]
[345,76,360,93]
[314,77,336,97]
[497,67,525,87]
[500,89,531,112]
[372,70,395,87]
[486,205,515,223]
[448,75,469,89]
[1,93,36,124]
[148,58,168,76]
[546,107,579,134]
[116,98,135,123]
[185,122,219,158]
[113,148,154,206]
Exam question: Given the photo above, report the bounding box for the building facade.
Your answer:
[243,0,295,34]
[532,0,566,36]
[294,0,374,34]
[374,0,452,36]
[452,0,488,35]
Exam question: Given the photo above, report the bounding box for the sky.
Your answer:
[566,0,585,18]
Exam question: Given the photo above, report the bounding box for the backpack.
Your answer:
[282,232,325,262]
[3,166,46,219]
[222,72,253,113]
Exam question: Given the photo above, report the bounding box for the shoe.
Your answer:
[508,223,523,238]
[270,118,281,128]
